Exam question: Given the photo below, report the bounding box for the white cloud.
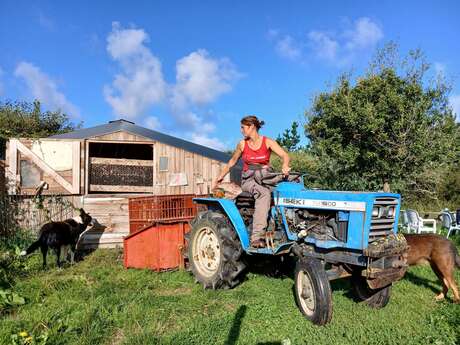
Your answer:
[270,17,383,66]
[103,23,240,151]
[144,116,161,130]
[190,133,226,151]
[173,49,241,105]
[275,35,302,60]
[450,94,460,121]
[344,17,383,51]
[267,29,279,39]
[268,30,302,61]
[37,11,55,31]
[170,50,240,149]
[308,17,383,66]
[107,23,148,59]
[104,22,166,118]
[14,62,80,117]
[308,31,339,62]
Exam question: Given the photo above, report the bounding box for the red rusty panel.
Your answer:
[128,194,200,234]
[124,222,191,271]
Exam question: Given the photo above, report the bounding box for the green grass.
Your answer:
[1,247,460,345]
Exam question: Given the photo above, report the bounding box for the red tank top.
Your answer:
[242,136,271,171]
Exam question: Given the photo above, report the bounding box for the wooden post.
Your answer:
[85,140,89,195]
[152,143,157,195]
[7,139,18,194]
[72,141,81,194]
[383,180,390,192]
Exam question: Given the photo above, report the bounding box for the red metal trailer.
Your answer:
[123,221,190,271]
[124,194,207,271]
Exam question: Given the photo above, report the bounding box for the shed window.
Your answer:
[20,160,41,188]
[159,157,168,171]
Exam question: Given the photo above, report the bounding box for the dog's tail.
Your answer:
[19,239,41,256]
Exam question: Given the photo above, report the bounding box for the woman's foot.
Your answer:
[250,238,266,248]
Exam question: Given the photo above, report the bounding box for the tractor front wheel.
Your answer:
[351,271,392,308]
[294,258,333,325]
[188,211,245,289]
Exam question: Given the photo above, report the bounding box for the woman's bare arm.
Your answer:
[212,141,244,189]
[266,138,290,175]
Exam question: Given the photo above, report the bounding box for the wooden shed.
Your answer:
[4,119,241,247]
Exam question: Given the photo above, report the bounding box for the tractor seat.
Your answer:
[237,191,253,199]
[235,192,255,208]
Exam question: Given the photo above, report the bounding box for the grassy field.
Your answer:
[1,246,460,345]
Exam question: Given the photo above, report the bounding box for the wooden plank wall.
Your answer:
[79,196,129,248]
[90,131,151,142]
[6,132,235,197]
[5,139,81,195]
[152,141,228,195]
[89,131,231,196]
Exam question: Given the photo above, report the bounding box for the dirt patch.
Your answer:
[155,287,192,297]
[109,329,124,345]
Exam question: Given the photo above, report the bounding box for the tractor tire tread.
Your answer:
[187,210,246,290]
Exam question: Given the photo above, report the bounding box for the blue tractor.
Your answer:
[187,175,408,325]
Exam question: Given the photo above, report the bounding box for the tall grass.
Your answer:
[0,246,459,345]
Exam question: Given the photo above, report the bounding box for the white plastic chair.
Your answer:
[440,211,460,238]
[399,210,411,233]
[405,209,437,234]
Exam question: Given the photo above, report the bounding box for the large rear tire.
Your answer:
[187,211,246,289]
[351,270,392,308]
[294,258,333,325]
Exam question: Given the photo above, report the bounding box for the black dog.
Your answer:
[20,208,93,268]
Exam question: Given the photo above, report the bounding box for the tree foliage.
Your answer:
[0,100,80,159]
[0,100,79,140]
[276,121,301,151]
[305,43,459,196]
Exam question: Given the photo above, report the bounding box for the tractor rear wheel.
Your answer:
[294,258,333,325]
[188,211,245,289]
[351,271,392,308]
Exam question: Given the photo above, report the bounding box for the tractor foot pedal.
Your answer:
[265,231,275,250]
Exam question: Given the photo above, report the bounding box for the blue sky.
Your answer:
[1,0,459,150]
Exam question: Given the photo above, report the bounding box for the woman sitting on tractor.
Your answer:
[213,115,290,248]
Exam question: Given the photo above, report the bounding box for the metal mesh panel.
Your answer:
[90,164,153,186]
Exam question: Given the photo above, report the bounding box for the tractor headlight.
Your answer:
[372,207,380,218]
[387,206,395,218]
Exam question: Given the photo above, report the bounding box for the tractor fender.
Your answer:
[193,198,250,250]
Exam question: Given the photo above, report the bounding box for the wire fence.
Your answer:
[0,193,76,241]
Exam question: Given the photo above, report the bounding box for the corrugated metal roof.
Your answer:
[49,119,232,163]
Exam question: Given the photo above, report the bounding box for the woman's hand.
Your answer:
[212,177,224,191]
[282,164,291,177]
[212,141,243,192]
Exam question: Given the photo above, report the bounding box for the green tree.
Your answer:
[0,100,80,157]
[305,43,459,197]
[270,150,319,186]
[276,121,301,151]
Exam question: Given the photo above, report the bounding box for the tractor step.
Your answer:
[246,241,295,255]
[247,247,275,254]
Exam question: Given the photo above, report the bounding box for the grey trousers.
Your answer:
[241,170,272,241]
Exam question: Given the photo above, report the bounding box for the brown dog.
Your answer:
[404,234,460,303]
